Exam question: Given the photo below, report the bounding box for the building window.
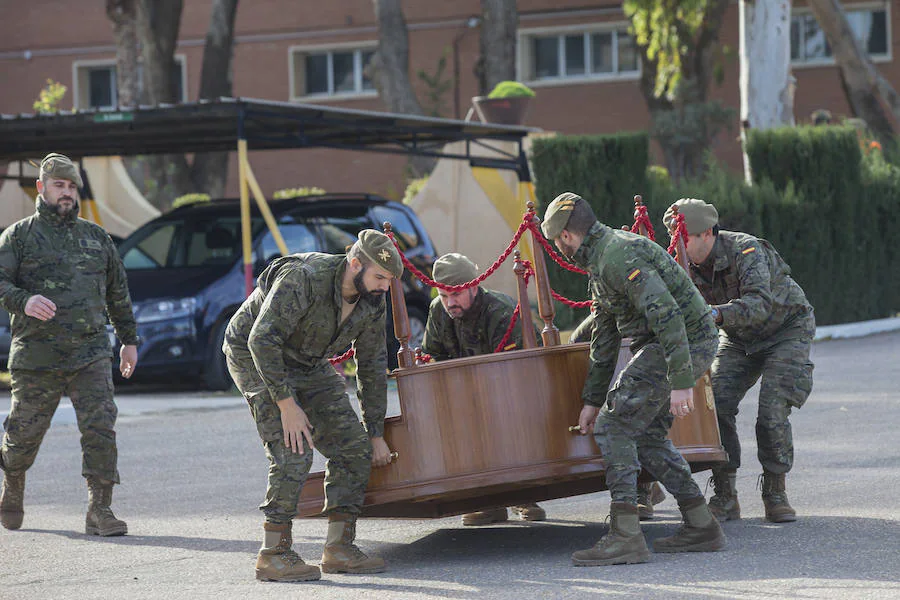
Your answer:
[791,5,889,64]
[74,58,186,109]
[521,26,639,84]
[291,46,377,99]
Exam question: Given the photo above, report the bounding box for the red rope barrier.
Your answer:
[550,289,592,309]
[526,223,589,275]
[666,213,690,256]
[494,304,521,353]
[329,347,355,365]
[631,204,656,241]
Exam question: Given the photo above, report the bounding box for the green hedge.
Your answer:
[529,126,900,329]
[531,132,650,328]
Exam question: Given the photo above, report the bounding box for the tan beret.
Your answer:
[357,229,404,279]
[40,153,83,188]
[432,253,478,286]
[663,198,719,236]
[541,192,582,239]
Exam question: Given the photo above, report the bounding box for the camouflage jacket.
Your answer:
[421,288,538,360]
[573,222,717,406]
[0,198,137,371]
[223,253,388,437]
[689,231,813,352]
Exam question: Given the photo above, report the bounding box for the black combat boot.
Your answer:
[256,521,321,582]
[0,470,25,530]
[572,502,651,566]
[653,496,726,553]
[708,469,741,521]
[85,477,128,536]
[761,471,797,523]
[637,482,666,520]
[321,512,386,574]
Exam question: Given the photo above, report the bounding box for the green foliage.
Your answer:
[403,176,429,205]
[487,81,536,99]
[171,193,210,209]
[33,79,67,113]
[272,186,326,200]
[531,132,650,328]
[416,50,452,118]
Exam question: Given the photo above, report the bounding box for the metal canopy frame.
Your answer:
[0,97,536,178]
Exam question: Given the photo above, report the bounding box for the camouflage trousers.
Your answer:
[595,337,718,505]
[712,313,815,474]
[226,354,371,524]
[1,358,119,483]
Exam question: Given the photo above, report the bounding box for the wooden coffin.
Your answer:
[296,341,725,518]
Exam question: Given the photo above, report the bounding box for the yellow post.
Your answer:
[243,158,289,257]
[238,140,253,297]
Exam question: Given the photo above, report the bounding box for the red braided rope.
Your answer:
[329,347,355,365]
[631,205,656,241]
[387,214,532,292]
[494,304,521,353]
[666,213,690,256]
[550,289,592,309]
[527,222,590,275]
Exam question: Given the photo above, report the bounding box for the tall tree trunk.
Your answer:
[370,0,435,177]
[478,0,517,96]
[106,0,139,107]
[808,0,896,141]
[740,0,795,183]
[190,0,239,198]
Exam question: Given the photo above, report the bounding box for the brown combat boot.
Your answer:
[761,471,797,523]
[511,503,546,522]
[0,470,25,530]
[255,522,321,582]
[708,469,741,522]
[653,496,726,553]
[321,513,386,574]
[571,502,651,566]
[637,482,666,520]
[85,477,128,537]
[462,507,508,526]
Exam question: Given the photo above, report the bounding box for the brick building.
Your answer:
[0,0,896,202]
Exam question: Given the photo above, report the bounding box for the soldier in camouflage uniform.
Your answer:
[421,252,545,526]
[664,198,815,523]
[0,153,138,536]
[543,192,725,566]
[223,229,402,582]
[570,311,667,520]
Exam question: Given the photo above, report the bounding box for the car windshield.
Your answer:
[121,215,260,269]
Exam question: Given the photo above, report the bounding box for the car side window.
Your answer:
[122,223,179,269]
[318,216,371,254]
[371,205,420,251]
[255,222,317,264]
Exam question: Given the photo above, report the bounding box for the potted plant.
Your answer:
[472,81,535,125]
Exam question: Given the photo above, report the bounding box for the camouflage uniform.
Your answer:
[0,197,138,483]
[223,253,389,523]
[422,288,536,359]
[689,231,815,474]
[573,222,719,505]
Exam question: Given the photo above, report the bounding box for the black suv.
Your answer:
[115,193,436,389]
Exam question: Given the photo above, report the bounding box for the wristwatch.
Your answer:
[710,307,721,324]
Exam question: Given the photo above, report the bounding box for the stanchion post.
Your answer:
[526,201,561,346]
[384,222,415,368]
[513,250,538,349]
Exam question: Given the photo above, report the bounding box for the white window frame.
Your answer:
[517,22,641,88]
[791,1,892,68]
[288,41,378,102]
[72,55,188,110]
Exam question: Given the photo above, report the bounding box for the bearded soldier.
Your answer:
[664,198,814,523]
[223,229,402,582]
[0,153,138,536]
[421,252,545,526]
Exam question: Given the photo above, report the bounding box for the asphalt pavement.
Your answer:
[0,331,899,600]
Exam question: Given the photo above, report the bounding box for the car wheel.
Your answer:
[203,320,233,391]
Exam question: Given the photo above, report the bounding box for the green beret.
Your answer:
[357,229,404,278]
[663,198,718,236]
[541,192,583,239]
[40,153,83,188]
[432,253,478,286]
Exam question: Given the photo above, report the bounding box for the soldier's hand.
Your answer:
[670,388,694,418]
[370,436,392,467]
[577,405,600,435]
[24,294,56,321]
[119,344,138,378]
[276,399,314,454]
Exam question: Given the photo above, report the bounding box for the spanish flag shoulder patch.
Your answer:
[504,343,518,351]
[627,268,642,281]
[741,246,757,255]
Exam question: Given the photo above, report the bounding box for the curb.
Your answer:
[813,316,900,342]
